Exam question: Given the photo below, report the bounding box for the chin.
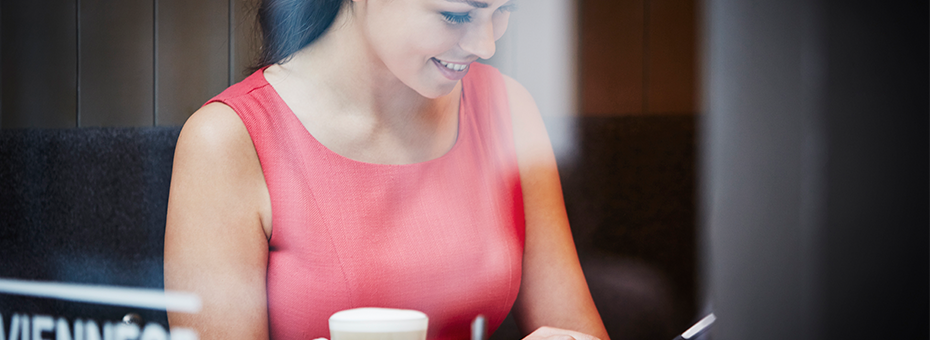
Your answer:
[412,82,458,99]
[404,64,461,99]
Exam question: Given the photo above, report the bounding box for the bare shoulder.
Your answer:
[176,102,252,157]
[501,74,550,168]
[173,102,266,186]
[169,101,271,238]
[501,74,541,125]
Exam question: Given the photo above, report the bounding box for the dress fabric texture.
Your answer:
[206,63,526,340]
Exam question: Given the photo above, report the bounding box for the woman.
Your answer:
[164,0,608,339]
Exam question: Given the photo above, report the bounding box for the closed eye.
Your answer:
[441,11,473,24]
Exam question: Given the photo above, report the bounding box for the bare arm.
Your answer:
[164,103,273,340]
[504,75,610,340]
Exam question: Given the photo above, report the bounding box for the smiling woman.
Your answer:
[163,0,608,339]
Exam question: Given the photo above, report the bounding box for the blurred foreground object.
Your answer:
[701,0,928,339]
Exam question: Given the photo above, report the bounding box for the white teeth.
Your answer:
[437,59,467,72]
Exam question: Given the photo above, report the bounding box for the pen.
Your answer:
[672,313,716,340]
[471,315,486,340]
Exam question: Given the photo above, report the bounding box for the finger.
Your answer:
[543,335,575,340]
[524,326,599,340]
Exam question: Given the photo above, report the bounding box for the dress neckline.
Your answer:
[257,66,467,167]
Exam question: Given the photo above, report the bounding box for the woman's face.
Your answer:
[357,0,515,98]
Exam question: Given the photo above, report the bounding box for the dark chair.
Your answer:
[0,127,180,326]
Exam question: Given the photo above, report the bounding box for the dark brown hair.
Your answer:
[253,0,346,70]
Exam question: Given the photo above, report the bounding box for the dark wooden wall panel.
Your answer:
[0,0,700,122]
[1,0,77,128]
[580,0,697,116]
[157,0,229,126]
[79,0,153,127]
[0,0,264,128]
[647,0,696,114]
[232,0,261,83]
[580,0,645,115]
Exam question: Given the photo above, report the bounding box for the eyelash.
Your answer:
[441,12,472,24]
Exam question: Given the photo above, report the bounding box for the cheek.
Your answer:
[365,6,430,58]
[376,17,461,63]
[407,23,463,58]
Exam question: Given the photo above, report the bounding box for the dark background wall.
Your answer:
[0,0,260,128]
[575,1,701,337]
[1,0,700,124]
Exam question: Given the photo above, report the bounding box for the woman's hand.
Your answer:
[522,327,602,340]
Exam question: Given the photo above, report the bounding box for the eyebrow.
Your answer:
[447,0,489,9]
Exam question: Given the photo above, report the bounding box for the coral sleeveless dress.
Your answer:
[207,63,525,340]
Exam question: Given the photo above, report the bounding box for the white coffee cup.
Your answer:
[329,308,428,340]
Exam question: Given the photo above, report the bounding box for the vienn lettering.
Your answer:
[0,313,195,340]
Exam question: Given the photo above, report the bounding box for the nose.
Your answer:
[460,20,496,60]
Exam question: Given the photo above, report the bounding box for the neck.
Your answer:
[259,6,462,164]
[270,6,457,122]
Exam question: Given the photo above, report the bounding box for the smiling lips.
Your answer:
[432,58,471,81]
[438,59,468,71]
